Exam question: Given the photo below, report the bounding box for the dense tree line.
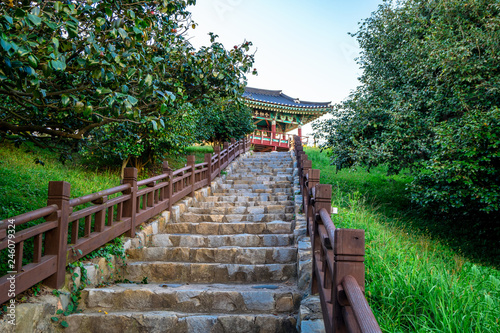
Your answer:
[315,0,499,221]
[0,0,255,167]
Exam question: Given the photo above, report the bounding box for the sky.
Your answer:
[187,0,383,136]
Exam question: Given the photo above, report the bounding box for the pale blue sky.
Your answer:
[187,0,383,135]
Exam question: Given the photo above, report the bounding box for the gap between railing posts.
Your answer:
[293,135,381,333]
[0,138,249,305]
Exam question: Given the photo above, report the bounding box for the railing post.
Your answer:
[305,169,321,234]
[44,181,70,288]
[334,229,365,332]
[122,167,137,237]
[312,184,332,295]
[230,138,236,160]
[187,155,196,197]
[163,161,173,213]
[214,145,221,176]
[205,153,212,186]
[223,142,229,165]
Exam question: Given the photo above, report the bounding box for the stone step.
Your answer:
[164,221,293,235]
[187,206,294,215]
[202,195,292,202]
[219,183,292,190]
[124,262,297,284]
[149,233,294,248]
[194,201,294,208]
[80,283,301,314]
[226,177,293,182]
[127,246,297,264]
[62,311,298,333]
[213,189,293,195]
[179,212,294,223]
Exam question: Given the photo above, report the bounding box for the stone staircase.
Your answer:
[66,152,303,332]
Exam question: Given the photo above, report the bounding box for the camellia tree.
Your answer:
[195,97,255,146]
[314,0,500,219]
[0,0,256,154]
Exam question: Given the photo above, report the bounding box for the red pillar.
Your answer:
[271,120,276,150]
[298,125,302,139]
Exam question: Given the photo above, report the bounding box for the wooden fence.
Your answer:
[0,138,251,305]
[294,136,381,333]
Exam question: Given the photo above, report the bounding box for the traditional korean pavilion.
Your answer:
[243,87,332,151]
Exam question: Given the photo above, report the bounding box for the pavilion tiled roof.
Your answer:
[243,87,332,114]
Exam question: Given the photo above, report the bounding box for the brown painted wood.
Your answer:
[44,181,70,289]
[69,184,129,208]
[122,168,137,238]
[187,155,196,198]
[0,220,57,251]
[33,233,42,263]
[0,205,58,228]
[342,275,381,333]
[67,219,130,262]
[0,255,57,305]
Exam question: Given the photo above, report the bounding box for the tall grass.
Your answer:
[305,147,500,332]
[0,143,120,220]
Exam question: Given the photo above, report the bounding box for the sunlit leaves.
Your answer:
[0,0,256,157]
[315,0,500,217]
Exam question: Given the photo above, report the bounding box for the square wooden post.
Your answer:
[312,184,332,295]
[333,229,365,333]
[187,155,196,198]
[44,181,71,289]
[223,142,229,166]
[230,138,236,160]
[205,153,212,186]
[306,169,321,235]
[214,145,221,176]
[122,167,137,237]
[163,162,173,213]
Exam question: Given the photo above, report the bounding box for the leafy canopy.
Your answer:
[314,0,500,217]
[0,0,256,152]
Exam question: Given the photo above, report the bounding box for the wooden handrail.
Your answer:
[0,138,250,305]
[0,205,59,228]
[69,184,130,207]
[293,135,381,333]
[342,275,381,333]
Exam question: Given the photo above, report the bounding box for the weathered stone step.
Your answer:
[194,201,294,208]
[187,205,294,215]
[125,262,296,283]
[219,183,292,190]
[62,311,298,333]
[226,177,293,182]
[164,221,293,235]
[80,283,301,314]
[149,233,294,248]
[202,195,292,203]
[179,212,294,223]
[213,189,293,195]
[127,246,297,264]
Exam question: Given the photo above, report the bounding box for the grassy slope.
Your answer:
[0,143,214,220]
[305,147,500,332]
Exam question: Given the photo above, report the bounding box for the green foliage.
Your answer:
[195,97,255,145]
[0,0,255,156]
[81,102,199,173]
[314,0,500,218]
[305,147,500,332]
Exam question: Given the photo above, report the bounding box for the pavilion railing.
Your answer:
[0,138,251,305]
[293,136,381,333]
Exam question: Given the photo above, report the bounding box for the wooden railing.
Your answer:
[293,136,381,333]
[0,138,251,305]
